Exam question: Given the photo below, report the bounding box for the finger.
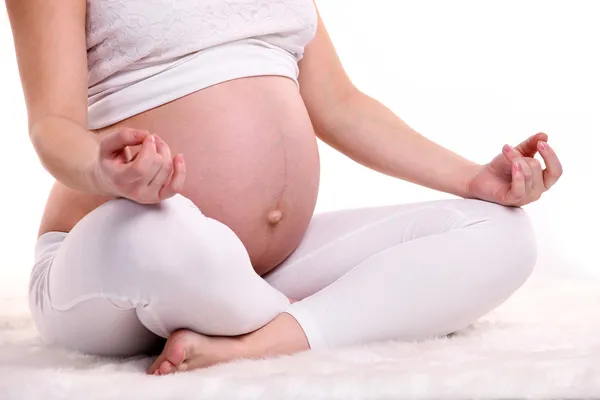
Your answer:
[162,164,175,189]
[502,144,521,163]
[525,158,544,195]
[160,154,186,199]
[123,144,144,163]
[521,160,534,194]
[99,129,150,157]
[503,145,534,194]
[148,136,173,190]
[505,161,527,205]
[122,146,133,163]
[537,141,563,189]
[514,132,549,158]
[126,134,161,183]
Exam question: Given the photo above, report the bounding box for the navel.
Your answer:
[267,210,283,225]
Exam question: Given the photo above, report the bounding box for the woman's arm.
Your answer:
[7,0,102,192]
[7,1,185,202]
[299,6,481,198]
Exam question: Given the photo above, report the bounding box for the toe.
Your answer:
[147,330,188,375]
[148,356,165,375]
[159,360,174,375]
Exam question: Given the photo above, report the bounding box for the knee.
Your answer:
[49,196,287,340]
[96,198,289,337]
[477,201,538,282]
[91,195,251,277]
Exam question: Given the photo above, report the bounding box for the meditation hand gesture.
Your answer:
[94,128,186,204]
[467,133,563,207]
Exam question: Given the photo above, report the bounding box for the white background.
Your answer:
[0,0,598,296]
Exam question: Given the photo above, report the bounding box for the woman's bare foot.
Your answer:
[147,330,246,375]
[147,313,309,376]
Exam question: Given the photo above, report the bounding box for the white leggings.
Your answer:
[29,195,537,356]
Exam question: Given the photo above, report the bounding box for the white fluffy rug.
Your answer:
[1,276,599,400]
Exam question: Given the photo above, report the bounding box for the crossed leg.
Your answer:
[148,198,537,374]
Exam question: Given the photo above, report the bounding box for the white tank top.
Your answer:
[86,0,317,129]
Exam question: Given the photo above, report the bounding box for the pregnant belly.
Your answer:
[42,77,320,275]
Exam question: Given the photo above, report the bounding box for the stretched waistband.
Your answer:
[88,38,300,130]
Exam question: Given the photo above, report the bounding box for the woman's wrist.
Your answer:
[31,116,107,195]
[86,159,114,196]
[453,161,483,199]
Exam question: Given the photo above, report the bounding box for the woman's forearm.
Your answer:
[30,115,101,193]
[316,91,480,198]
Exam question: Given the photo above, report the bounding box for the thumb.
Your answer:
[99,129,150,157]
[514,132,548,157]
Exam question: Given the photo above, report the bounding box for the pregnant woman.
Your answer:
[7,0,562,375]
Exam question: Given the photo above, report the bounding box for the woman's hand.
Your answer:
[466,133,563,207]
[93,128,186,204]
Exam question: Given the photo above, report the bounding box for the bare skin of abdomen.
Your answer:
[38,77,321,275]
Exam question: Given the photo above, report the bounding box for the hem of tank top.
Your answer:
[87,38,302,130]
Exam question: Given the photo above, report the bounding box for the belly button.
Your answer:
[267,210,283,225]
